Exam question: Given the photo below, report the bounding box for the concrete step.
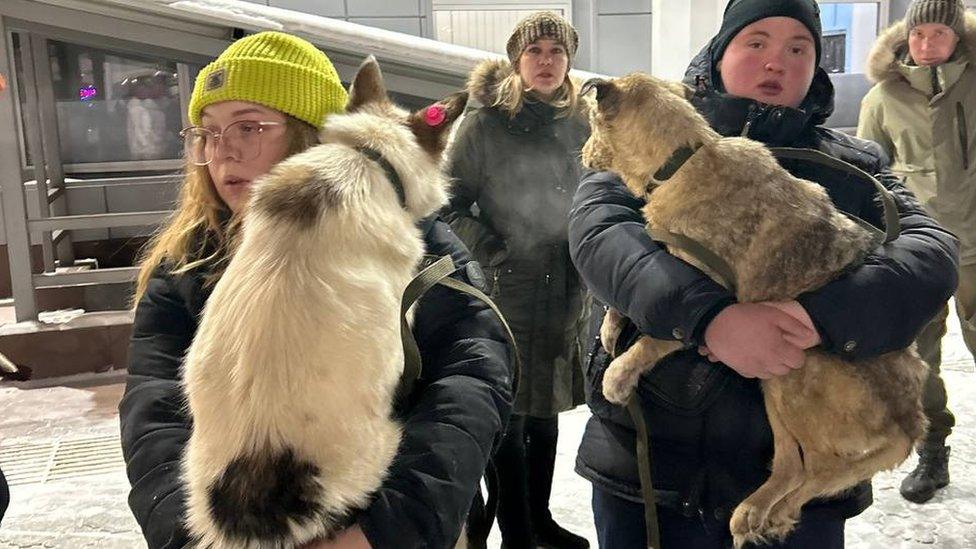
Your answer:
[0,310,132,380]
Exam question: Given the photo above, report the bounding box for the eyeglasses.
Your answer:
[179,120,285,166]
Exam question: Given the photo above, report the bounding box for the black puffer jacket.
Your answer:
[568,48,959,521]
[119,217,514,549]
[445,59,589,417]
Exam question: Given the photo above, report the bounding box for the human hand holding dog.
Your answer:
[760,300,821,349]
[700,303,817,378]
[299,525,372,549]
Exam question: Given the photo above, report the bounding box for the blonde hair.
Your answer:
[133,115,319,304]
[493,64,579,118]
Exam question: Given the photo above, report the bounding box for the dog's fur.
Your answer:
[181,58,467,549]
[581,73,929,548]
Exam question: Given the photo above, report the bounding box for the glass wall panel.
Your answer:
[45,39,186,163]
[14,37,205,167]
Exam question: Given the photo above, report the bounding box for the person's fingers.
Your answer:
[698,345,710,356]
[782,331,816,349]
[779,343,805,370]
[771,308,812,338]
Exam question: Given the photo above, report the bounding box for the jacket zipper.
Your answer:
[958,102,970,171]
[741,104,761,138]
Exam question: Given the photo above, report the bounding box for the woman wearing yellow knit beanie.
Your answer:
[123,30,356,547]
[120,31,512,549]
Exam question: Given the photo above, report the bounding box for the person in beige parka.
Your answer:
[858,0,975,505]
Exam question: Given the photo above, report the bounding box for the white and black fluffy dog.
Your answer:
[181,58,467,549]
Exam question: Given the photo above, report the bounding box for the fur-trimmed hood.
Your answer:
[467,58,513,107]
[867,10,976,83]
[465,58,590,116]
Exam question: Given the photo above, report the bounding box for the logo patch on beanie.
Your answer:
[204,69,226,92]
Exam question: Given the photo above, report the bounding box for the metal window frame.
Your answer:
[5,20,213,175]
[0,0,225,176]
[0,0,226,321]
[0,12,38,320]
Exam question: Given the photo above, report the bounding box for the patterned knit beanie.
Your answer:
[505,11,579,66]
[188,31,347,129]
[905,0,966,37]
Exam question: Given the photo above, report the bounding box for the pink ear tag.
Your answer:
[424,105,446,126]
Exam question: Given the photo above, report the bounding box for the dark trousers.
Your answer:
[915,304,961,445]
[494,414,560,547]
[591,486,845,549]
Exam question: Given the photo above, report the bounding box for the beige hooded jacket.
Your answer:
[858,10,976,264]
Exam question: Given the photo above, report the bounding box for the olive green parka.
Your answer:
[858,10,976,264]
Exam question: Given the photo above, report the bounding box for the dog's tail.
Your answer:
[205,446,346,545]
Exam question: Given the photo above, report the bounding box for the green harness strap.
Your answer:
[395,254,521,544]
[395,253,521,416]
[646,228,738,292]
[627,396,662,549]
[769,147,901,246]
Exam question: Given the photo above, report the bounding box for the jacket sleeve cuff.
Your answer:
[689,295,737,346]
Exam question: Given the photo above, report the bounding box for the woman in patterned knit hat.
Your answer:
[445,10,590,549]
[120,31,514,549]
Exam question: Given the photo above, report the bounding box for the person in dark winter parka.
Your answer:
[119,32,514,549]
[443,10,589,549]
[568,1,960,548]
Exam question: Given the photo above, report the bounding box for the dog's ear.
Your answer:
[580,78,616,102]
[347,55,388,112]
[581,78,621,117]
[407,90,469,157]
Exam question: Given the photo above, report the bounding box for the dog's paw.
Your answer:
[600,316,621,358]
[730,503,764,549]
[602,362,637,405]
[761,504,799,543]
[730,501,796,549]
[601,331,619,359]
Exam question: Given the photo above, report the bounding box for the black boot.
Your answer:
[525,417,589,549]
[495,416,534,549]
[535,518,590,549]
[900,445,950,503]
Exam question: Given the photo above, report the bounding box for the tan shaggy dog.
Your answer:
[580,73,928,548]
[181,58,467,549]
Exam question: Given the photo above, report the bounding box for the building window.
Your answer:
[822,32,847,74]
[11,33,203,169]
[817,2,881,74]
[45,39,186,164]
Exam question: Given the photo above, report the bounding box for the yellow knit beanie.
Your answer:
[188,31,347,129]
